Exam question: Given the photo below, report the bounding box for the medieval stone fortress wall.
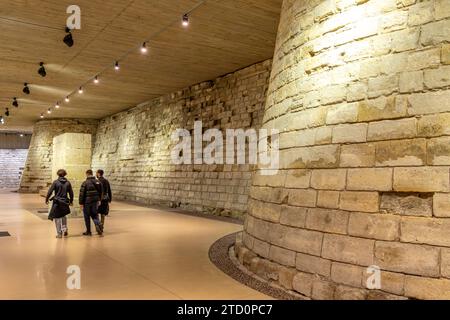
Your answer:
[238,0,450,300]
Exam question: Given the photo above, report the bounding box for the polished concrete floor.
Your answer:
[0,189,269,300]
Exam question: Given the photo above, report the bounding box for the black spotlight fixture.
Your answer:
[63,27,74,47]
[38,62,46,77]
[23,83,30,95]
[5,108,10,117]
[12,97,18,108]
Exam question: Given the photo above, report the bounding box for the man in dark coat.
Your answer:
[46,169,74,238]
[79,169,103,236]
[96,169,112,229]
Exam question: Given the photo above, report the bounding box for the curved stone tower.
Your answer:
[237,0,450,299]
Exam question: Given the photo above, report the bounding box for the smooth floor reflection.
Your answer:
[0,190,269,300]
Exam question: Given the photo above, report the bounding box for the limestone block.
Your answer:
[288,189,317,207]
[405,276,450,300]
[278,266,297,290]
[340,143,375,167]
[310,169,347,190]
[285,169,311,189]
[292,272,314,297]
[326,102,358,124]
[347,168,393,191]
[435,0,450,20]
[347,83,367,102]
[322,234,375,266]
[306,208,349,234]
[332,123,367,143]
[358,96,407,122]
[441,248,450,278]
[311,279,336,300]
[408,2,434,26]
[280,205,308,228]
[375,138,426,166]
[443,43,450,64]
[367,118,416,141]
[424,66,450,89]
[380,192,433,217]
[248,199,281,223]
[391,28,420,52]
[334,285,367,300]
[400,216,450,247]
[368,75,399,98]
[418,112,450,137]
[348,212,400,240]
[270,223,323,255]
[420,19,450,46]
[269,245,296,267]
[281,145,340,169]
[339,191,380,213]
[375,241,440,276]
[427,137,450,165]
[393,167,450,192]
[315,126,333,145]
[406,48,441,71]
[296,253,332,277]
[362,270,405,295]
[317,190,340,209]
[253,238,270,258]
[433,193,450,218]
[253,171,286,187]
[331,262,364,287]
[399,71,423,92]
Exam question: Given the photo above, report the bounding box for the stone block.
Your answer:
[348,212,400,241]
[278,266,297,290]
[407,48,441,71]
[441,248,450,278]
[248,199,282,223]
[281,145,340,169]
[326,102,358,124]
[401,216,450,247]
[306,208,349,234]
[315,126,333,145]
[399,71,423,92]
[375,241,440,277]
[358,96,406,122]
[269,224,323,256]
[362,270,405,295]
[340,143,375,167]
[443,44,450,64]
[288,189,317,207]
[332,123,367,143]
[368,75,399,98]
[435,0,450,20]
[334,285,367,300]
[317,190,340,209]
[420,19,450,46]
[408,2,433,26]
[285,169,311,189]
[339,191,380,213]
[311,279,336,300]
[292,272,314,297]
[424,66,450,89]
[296,252,332,277]
[375,139,426,167]
[433,193,450,218]
[322,234,375,266]
[380,192,433,217]
[253,238,270,258]
[427,137,450,165]
[418,112,450,137]
[310,169,347,190]
[331,262,364,287]
[393,167,449,192]
[269,245,296,267]
[280,205,308,228]
[367,118,416,141]
[346,168,393,191]
[405,276,450,300]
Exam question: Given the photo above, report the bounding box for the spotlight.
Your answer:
[94,75,99,84]
[47,108,52,114]
[23,83,30,95]
[19,134,24,138]
[65,96,70,103]
[78,87,83,94]
[40,113,44,119]
[5,108,10,117]
[63,27,74,47]
[182,14,189,27]
[114,61,120,70]
[12,97,18,108]
[0,116,4,125]
[55,102,60,109]
[141,42,148,54]
[38,62,46,77]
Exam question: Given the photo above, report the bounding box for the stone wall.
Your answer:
[0,149,28,189]
[237,0,450,299]
[91,61,271,218]
[19,119,98,193]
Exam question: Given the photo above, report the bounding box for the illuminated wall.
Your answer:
[237,0,450,299]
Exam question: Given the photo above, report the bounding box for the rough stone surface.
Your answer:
[0,149,28,189]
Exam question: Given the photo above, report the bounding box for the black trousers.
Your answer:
[83,202,100,233]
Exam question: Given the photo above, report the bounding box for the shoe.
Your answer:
[64,231,69,237]
[83,232,92,236]
[95,223,104,235]
[56,234,62,239]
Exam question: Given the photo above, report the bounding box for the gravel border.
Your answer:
[208,232,304,300]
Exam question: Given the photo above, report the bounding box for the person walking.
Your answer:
[45,169,74,238]
[79,169,104,236]
[96,169,112,230]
